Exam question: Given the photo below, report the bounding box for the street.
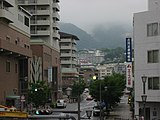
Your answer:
[53,94,132,120]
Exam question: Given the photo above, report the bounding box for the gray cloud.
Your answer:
[60,0,147,33]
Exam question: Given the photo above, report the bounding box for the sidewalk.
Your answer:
[106,95,133,120]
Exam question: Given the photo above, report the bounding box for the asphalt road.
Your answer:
[53,92,99,119]
[53,94,132,120]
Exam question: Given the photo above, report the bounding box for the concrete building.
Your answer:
[18,0,60,100]
[113,63,126,75]
[78,49,105,66]
[96,63,126,80]
[134,0,160,119]
[0,0,32,107]
[94,50,105,64]
[59,32,79,89]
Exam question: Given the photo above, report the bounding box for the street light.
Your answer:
[86,110,92,119]
[66,87,72,103]
[141,75,147,94]
[66,87,80,120]
[141,75,147,120]
[66,87,92,120]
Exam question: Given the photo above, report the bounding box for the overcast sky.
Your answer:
[60,0,147,33]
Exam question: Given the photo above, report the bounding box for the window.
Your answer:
[148,77,160,90]
[6,61,10,72]
[24,16,29,27]
[6,36,10,41]
[147,23,158,36]
[148,50,159,63]
[15,63,17,73]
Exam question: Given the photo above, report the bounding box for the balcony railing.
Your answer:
[0,8,13,23]
[30,20,50,25]
[18,0,50,5]
[31,30,50,36]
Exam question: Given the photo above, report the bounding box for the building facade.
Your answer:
[18,0,61,101]
[0,0,32,108]
[59,32,79,89]
[134,0,160,119]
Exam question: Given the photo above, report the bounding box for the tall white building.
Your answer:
[134,0,160,119]
[18,0,60,48]
[18,0,61,100]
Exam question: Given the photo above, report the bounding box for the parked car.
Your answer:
[56,99,67,108]
[93,104,100,116]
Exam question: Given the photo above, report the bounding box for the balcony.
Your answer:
[31,20,50,25]
[52,32,60,39]
[61,60,72,64]
[0,8,13,23]
[31,30,50,36]
[61,53,72,57]
[37,10,50,15]
[61,60,77,65]
[52,12,60,21]
[72,46,77,51]
[52,3,60,11]
[18,0,50,5]
[61,68,78,74]
[52,22,59,30]
[60,46,72,49]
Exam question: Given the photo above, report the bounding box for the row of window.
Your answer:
[5,36,30,49]
[146,23,160,90]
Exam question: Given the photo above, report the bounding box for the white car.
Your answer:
[56,99,67,108]
[93,103,100,116]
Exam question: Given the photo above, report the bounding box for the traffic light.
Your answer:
[34,110,51,115]
[128,96,132,104]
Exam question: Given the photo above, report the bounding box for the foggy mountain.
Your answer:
[59,22,131,49]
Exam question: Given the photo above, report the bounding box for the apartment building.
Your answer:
[134,0,160,119]
[96,63,122,79]
[59,32,79,89]
[18,0,60,100]
[78,49,104,66]
[0,0,32,107]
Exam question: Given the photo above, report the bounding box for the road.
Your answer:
[53,94,132,120]
[53,92,99,119]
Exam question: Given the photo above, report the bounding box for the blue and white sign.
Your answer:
[126,38,132,62]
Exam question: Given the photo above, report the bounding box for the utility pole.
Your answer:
[78,91,81,120]
[100,80,102,120]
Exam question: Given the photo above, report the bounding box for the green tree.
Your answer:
[71,78,86,97]
[28,80,51,108]
[90,73,125,107]
[102,47,125,63]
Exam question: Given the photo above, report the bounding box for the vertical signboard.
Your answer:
[126,62,133,88]
[126,37,133,88]
[126,38,132,62]
[48,67,52,82]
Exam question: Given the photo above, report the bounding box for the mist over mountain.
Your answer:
[59,22,98,49]
[59,22,131,49]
